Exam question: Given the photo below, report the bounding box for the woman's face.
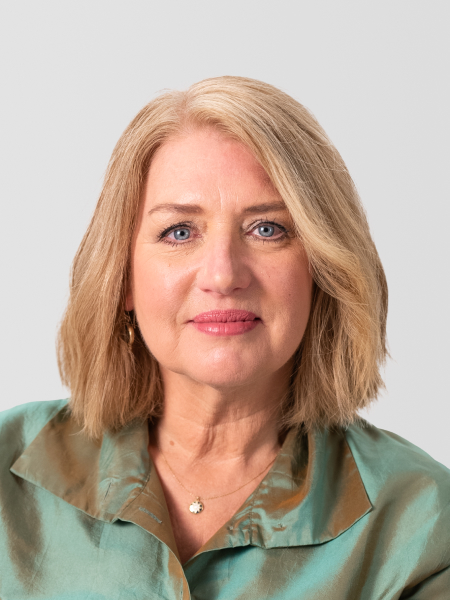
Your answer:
[128,127,313,390]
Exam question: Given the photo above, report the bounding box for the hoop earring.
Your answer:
[125,311,135,348]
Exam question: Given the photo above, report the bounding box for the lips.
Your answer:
[191,310,260,336]
[193,310,257,323]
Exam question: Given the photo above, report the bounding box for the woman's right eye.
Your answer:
[166,227,191,242]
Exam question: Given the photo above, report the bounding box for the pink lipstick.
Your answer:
[191,310,260,336]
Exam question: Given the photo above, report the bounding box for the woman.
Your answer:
[0,76,448,599]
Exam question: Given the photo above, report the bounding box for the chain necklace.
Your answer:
[159,447,278,514]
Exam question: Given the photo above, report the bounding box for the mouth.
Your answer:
[190,310,261,336]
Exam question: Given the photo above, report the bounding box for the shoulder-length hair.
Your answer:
[57,75,388,439]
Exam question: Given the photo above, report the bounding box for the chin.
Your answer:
[195,368,257,389]
[181,350,273,389]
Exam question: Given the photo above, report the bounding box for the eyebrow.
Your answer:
[147,201,287,217]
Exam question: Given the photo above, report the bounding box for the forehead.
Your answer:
[143,127,280,210]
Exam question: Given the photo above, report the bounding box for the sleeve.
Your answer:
[400,494,450,599]
[400,565,450,599]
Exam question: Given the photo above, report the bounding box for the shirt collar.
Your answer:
[11,404,372,554]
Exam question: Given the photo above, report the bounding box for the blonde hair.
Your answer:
[57,75,388,438]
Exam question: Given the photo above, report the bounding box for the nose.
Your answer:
[196,235,252,296]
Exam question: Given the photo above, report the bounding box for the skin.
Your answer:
[126,126,313,564]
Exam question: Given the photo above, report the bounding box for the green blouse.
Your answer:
[0,399,449,599]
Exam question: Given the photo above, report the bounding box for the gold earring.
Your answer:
[125,311,135,347]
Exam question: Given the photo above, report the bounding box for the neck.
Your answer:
[152,363,291,466]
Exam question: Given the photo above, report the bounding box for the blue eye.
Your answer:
[173,228,190,240]
[257,225,275,237]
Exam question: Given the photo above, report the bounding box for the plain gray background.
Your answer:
[0,1,449,468]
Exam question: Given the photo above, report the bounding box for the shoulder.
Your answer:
[0,399,68,464]
[343,422,450,592]
[344,419,450,495]
[344,419,450,556]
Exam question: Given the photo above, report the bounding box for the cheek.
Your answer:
[132,251,192,329]
[266,255,313,336]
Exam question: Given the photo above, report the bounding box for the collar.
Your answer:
[11,404,372,557]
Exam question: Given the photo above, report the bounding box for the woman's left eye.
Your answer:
[251,223,285,239]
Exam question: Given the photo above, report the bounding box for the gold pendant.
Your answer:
[189,497,204,514]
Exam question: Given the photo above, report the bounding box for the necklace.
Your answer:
[159,448,278,514]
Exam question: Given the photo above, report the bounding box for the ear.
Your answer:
[124,283,134,311]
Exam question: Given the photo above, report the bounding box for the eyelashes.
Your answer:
[157,219,290,247]
[157,221,196,241]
